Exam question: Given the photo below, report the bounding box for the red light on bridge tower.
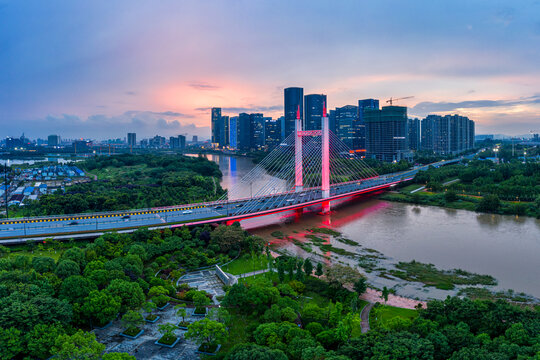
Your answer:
[321,101,330,214]
[295,105,303,192]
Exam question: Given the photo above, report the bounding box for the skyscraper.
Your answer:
[237,113,251,151]
[250,113,265,149]
[265,117,281,149]
[407,118,420,151]
[48,134,61,147]
[211,107,221,146]
[357,99,379,149]
[365,106,410,162]
[192,135,198,143]
[229,116,238,149]
[178,135,186,149]
[284,87,303,138]
[219,115,229,147]
[335,105,359,149]
[304,94,326,130]
[127,133,136,148]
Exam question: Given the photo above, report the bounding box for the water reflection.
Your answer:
[202,153,540,298]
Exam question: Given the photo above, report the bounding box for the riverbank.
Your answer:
[381,189,539,218]
[246,200,540,302]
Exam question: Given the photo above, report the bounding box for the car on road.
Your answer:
[286,199,294,202]
[122,215,131,219]
[214,206,223,209]
[236,204,243,208]
[182,210,193,214]
[68,221,78,225]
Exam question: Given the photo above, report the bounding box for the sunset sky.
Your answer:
[1,0,539,139]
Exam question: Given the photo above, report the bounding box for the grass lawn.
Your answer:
[238,271,279,285]
[221,253,269,275]
[8,248,61,261]
[369,304,418,329]
[399,184,424,193]
[88,164,148,181]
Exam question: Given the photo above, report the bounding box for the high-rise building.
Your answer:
[127,133,136,148]
[304,94,326,130]
[219,115,229,147]
[421,114,474,154]
[211,107,221,146]
[284,87,303,138]
[178,135,186,149]
[237,113,251,151]
[365,106,410,162]
[329,110,337,134]
[48,134,61,147]
[169,136,179,148]
[407,118,420,151]
[335,105,359,149]
[265,118,281,149]
[229,116,238,149]
[192,135,198,143]
[277,116,285,141]
[357,99,379,149]
[250,113,265,149]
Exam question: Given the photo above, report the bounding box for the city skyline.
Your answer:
[1,1,539,139]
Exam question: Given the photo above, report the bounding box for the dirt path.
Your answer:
[360,302,374,333]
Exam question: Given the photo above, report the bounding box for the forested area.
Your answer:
[0,223,258,359]
[385,160,540,217]
[0,224,539,359]
[20,154,225,215]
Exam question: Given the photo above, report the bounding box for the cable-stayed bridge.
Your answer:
[0,110,460,244]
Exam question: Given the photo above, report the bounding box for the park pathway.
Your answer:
[360,302,374,333]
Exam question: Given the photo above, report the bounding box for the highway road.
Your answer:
[0,158,460,243]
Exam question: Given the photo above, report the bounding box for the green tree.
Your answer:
[121,310,144,332]
[175,303,187,324]
[80,290,121,327]
[444,190,458,203]
[193,291,211,308]
[303,258,313,277]
[106,279,145,312]
[25,323,66,359]
[326,264,362,288]
[31,256,56,273]
[0,327,23,360]
[59,275,97,304]
[185,318,227,346]
[52,330,105,360]
[277,259,286,282]
[157,323,178,343]
[381,286,390,304]
[353,277,367,297]
[102,353,136,360]
[476,194,501,213]
[315,263,324,277]
[225,343,288,360]
[55,259,80,279]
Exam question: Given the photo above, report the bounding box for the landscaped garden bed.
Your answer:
[193,307,207,316]
[177,321,190,330]
[155,334,180,348]
[120,327,144,339]
[145,314,160,323]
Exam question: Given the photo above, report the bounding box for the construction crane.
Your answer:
[386,96,414,106]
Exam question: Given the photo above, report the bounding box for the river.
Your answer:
[195,153,540,300]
